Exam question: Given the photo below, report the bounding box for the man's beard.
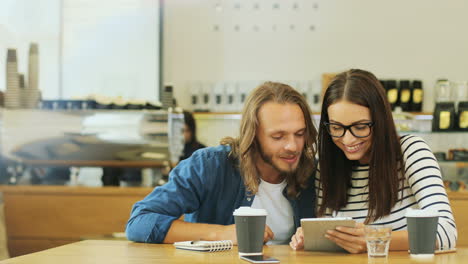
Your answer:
[258,146,300,176]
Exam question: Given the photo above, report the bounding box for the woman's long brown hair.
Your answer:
[317,69,404,223]
[221,81,317,198]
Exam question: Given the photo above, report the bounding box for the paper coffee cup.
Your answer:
[405,208,439,257]
[233,207,267,256]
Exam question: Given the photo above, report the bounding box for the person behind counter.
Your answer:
[126,82,318,245]
[179,111,206,161]
[290,69,457,252]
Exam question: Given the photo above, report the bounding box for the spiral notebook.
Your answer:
[173,240,233,252]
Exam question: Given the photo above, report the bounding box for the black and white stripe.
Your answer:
[316,135,457,250]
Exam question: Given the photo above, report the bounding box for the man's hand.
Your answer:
[289,227,304,250]
[220,224,274,245]
[325,223,366,253]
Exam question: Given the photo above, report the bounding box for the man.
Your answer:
[126,82,317,244]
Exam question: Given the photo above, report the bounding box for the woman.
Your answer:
[179,111,206,161]
[290,69,457,253]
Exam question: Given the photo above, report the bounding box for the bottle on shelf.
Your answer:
[296,81,308,101]
[308,80,322,113]
[189,81,202,112]
[212,82,225,112]
[224,82,237,112]
[161,85,174,109]
[433,79,456,131]
[434,79,452,102]
[386,80,399,111]
[458,101,468,131]
[454,82,468,131]
[399,80,412,112]
[411,80,423,112]
[201,81,213,112]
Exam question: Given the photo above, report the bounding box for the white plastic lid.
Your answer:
[405,208,440,218]
[233,206,267,216]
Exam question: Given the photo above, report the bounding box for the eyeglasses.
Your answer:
[323,122,374,138]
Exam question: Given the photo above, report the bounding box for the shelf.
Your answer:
[193,112,434,119]
[193,112,242,120]
[193,113,468,134]
[439,161,468,168]
[400,131,468,134]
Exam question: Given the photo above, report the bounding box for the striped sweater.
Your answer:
[316,135,457,250]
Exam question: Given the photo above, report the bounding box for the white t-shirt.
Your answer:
[251,178,294,245]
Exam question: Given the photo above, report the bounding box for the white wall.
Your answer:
[62,0,160,100]
[2,0,468,108]
[0,0,61,98]
[164,0,468,112]
[0,0,161,100]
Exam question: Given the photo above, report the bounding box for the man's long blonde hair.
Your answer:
[221,82,317,198]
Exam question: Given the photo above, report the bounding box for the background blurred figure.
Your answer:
[180,111,206,161]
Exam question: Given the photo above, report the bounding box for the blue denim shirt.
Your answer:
[126,145,316,243]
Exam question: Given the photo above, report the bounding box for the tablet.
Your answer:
[301,217,356,252]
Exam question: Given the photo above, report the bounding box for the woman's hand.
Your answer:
[325,222,367,253]
[264,225,274,243]
[289,227,304,250]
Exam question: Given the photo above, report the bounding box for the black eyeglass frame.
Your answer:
[323,121,375,138]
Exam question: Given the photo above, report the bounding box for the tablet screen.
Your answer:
[301,217,356,252]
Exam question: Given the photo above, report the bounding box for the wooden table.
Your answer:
[16,159,169,168]
[1,240,467,264]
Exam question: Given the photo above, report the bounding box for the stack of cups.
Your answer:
[233,207,267,256]
[25,43,41,109]
[5,49,21,109]
[405,208,440,258]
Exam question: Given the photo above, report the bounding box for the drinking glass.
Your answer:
[364,225,392,258]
